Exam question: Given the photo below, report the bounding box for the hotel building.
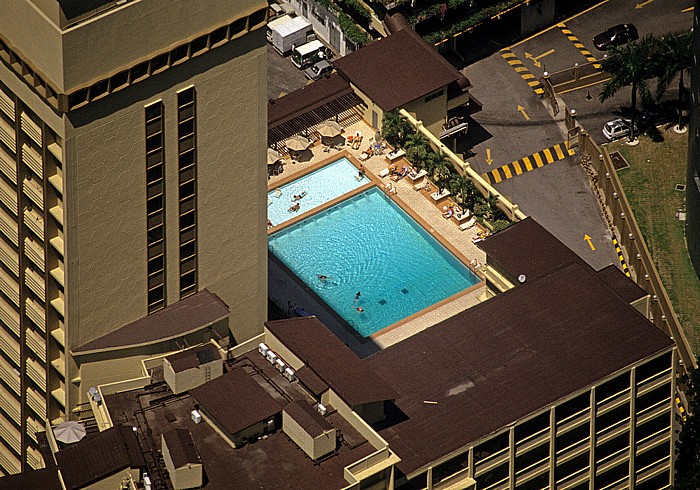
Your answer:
[0,0,268,474]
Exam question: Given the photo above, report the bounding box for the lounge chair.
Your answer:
[415,180,432,192]
[454,207,472,222]
[431,188,451,201]
[273,188,282,198]
[408,168,427,182]
[378,167,390,178]
[459,216,477,231]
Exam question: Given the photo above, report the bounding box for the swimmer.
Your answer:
[292,191,307,201]
[354,291,361,302]
[355,307,364,313]
[288,202,301,212]
[317,274,330,282]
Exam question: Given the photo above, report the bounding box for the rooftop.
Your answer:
[104,353,374,489]
[365,262,673,475]
[189,368,282,435]
[334,28,462,111]
[595,263,648,303]
[266,316,397,406]
[163,428,201,468]
[284,400,334,437]
[165,343,221,373]
[55,425,145,489]
[73,289,229,355]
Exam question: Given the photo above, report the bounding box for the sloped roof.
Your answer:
[265,317,396,406]
[334,28,461,111]
[190,369,282,435]
[166,343,221,373]
[365,262,673,475]
[284,400,334,437]
[163,428,200,468]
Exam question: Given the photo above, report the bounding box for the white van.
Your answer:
[266,14,292,44]
[291,40,328,69]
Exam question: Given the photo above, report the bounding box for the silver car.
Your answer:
[303,60,334,81]
[603,119,636,141]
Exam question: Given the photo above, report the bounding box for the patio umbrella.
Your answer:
[54,421,87,444]
[316,121,343,138]
[267,148,284,166]
[285,135,312,152]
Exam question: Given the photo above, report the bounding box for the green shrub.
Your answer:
[490,220,512,233]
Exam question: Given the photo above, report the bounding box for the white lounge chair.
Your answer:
[459,216,477,231]
[272,188,282,198]
[454,208,472,222]
[415,180,432,192]
[378,167,390,178]
[431,188,451,201]
[408,169,427,182]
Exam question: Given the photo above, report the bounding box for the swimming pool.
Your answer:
[268,157,369,227]
[269,188,480,337]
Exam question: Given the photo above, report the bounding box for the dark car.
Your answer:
[593,24,639,51]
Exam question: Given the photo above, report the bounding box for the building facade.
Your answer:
[0,0,268,474]
[688,0,700,278]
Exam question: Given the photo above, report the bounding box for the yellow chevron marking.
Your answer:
[543,148,554,163]
[533,153,544,167]
[521,73,536,80]
[554,144,565,160]
[514,66,528,73]
[522,156,533,171]
[491,170,502,183]
[534,88,544,94]
[528,81,541,87]
[502,165,512,179]
[512,161,523,175]
[508,60,522,66]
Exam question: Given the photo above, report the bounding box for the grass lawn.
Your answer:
[610,129,700,352]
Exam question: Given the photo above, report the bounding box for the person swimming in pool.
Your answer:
[354,291,361,302]
[288,202,300,212]
[355,306,364,313]
[292,191,307,201]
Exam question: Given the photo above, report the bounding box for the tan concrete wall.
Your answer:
[84,467,139,490]
[264,327,304,370]
[79,355,150,401]
[283,411,335,459]
[403,92,446,138]
[164,359,224,394]
[162,433,203,490]
[64,32,268,348]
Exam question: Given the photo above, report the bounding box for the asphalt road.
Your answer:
[268,44,309,101]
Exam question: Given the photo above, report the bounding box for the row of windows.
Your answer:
[145,102,166,313]
[177,88,197,299]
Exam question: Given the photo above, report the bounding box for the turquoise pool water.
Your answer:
[268,158,369,227]
[268,188,480,337]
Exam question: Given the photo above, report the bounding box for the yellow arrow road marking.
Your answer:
[485,148,493,165]
[517,105,530,121]
[584,234,596,251]
[524,49,555,68]
[682,6,693,12]
[635,0,654,7]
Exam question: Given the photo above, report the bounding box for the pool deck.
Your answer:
[268,115,488,356]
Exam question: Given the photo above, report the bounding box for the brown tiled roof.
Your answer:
[55,425,145,489]
[477,217,588,283]
[190,368,282,435]
[596,264,648,303]
[166,343,221,373]
[284,400,334,437]
[265,317,396,406]
[334,28,461,111]
[0,468,61,490]
[295,365,329,398]
[72,290,229,355]
[365,262,673,475]
[163,428,200,468]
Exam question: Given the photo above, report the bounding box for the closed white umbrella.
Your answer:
[316,121,343,138]
[54,421,87,444]
[285,135,312,151]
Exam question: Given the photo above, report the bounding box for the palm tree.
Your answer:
[600,36,656,142]
[381,110,413,148]
[448,173,478,208]
[653,31,692,130]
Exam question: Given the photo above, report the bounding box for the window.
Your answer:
[177,87,197,299]
[145,101,165,314]
[425,90,444,103]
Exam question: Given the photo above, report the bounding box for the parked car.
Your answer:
[304,60,334,80]
[594,24,639,50]
[603,118,637,141]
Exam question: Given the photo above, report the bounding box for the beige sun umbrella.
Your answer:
[54,420,87,444]
[316,120,343,138]
[284,135,312,152]
[267,148,284,165]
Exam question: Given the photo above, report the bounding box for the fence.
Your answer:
[579,131,696,370]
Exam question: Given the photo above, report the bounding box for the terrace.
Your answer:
[267,112,488,356]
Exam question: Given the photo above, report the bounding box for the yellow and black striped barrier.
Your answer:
[500,48,544,96]
[482,142,575,184]
[676,396,687,423]
[557,23,601,70]
[611,235,631,277]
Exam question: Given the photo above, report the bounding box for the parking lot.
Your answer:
[268,43,309,101]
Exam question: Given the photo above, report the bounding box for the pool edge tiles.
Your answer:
[269,188,481,338]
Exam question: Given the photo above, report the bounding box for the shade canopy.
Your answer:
[267,148,284,166]
[285,135,312,151]
[316,120,343,138]
[54,421,87,444]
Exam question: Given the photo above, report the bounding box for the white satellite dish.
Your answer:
[518,274,526,283]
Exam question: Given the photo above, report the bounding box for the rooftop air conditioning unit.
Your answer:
[266,351,278,365]
[258,343,270,356]
[283,367,296,382]
[191,410,202,424]
[275,358,286,373]
[317,403,327,416]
